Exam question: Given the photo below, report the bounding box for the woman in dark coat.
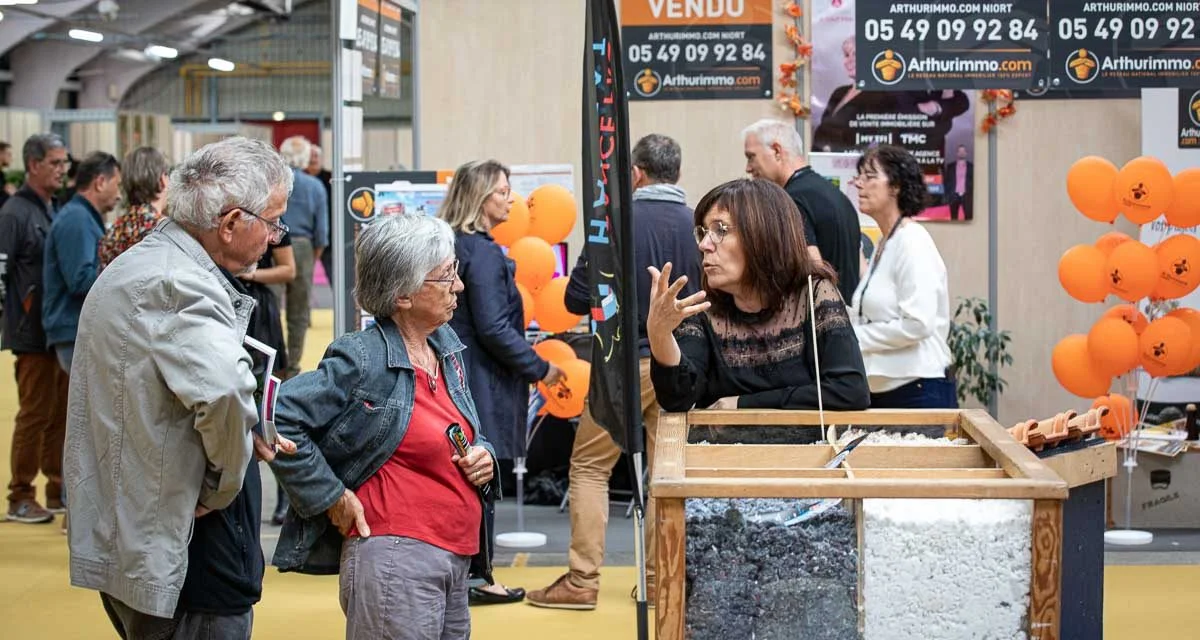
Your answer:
[440,159,564,605]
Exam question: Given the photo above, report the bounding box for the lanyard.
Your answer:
[857,220,904,320]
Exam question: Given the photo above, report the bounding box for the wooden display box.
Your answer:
[651,408,1069,640]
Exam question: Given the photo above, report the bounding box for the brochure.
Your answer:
[243,335,280,447]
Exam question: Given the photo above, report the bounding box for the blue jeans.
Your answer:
[100,593,253,640]
[870,377,959,409]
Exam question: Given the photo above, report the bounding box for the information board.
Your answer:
[620,0,773,101]
[855,0,1051,91]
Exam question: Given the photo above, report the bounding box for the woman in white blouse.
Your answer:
[848,144,957,408]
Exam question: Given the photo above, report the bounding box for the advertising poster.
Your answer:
[378,1,403,99]
[1181,88,1200,149]
[356,0,380,97]
[620,0,773,101]
[374,182,447,217]
[812,0,976,222]
[1049,1,1200,90]
[854,0,1050,92]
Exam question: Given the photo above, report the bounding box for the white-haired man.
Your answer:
[276,135,328,378]
[742,119,861,302]
[65,137,297,638]
[304,143,335,285]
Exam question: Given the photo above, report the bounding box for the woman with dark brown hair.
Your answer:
[647,178,870,416]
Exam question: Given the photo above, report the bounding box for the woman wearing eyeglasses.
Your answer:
[847,145,956,409]
[647,178,870,431]
[440,159,564,605]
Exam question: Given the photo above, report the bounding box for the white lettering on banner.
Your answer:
[648,0,745,19]
[1102,56,1198,71]
[890,3,1011,14]
[1081,2,1192,11]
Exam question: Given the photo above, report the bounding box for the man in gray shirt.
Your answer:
[276,136,328,378]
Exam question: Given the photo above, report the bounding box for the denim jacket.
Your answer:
[269,317,501,580]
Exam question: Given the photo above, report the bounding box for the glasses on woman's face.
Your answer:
[853,170,881,185]
[491,188,512,200]
[424,259,461,287]
[694,221,733,246]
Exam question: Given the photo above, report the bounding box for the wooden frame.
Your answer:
[652,408,1069,640]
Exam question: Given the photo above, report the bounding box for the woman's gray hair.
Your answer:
[742,118,804,157]
[355,214,456,318]
[279,136,312,169]
[167,137,293,230]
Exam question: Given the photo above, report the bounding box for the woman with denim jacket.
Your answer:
[269,214,500,640]
[440,159,565,605]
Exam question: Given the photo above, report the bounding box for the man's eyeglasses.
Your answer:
[424,259,461,286]
[219,206,289,241]
[694,221,733,246]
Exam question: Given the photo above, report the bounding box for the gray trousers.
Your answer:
[340,536,471,640]
[281,236,314,378]
[100,593,253,640]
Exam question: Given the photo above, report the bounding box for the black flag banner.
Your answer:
[582,0,640,454]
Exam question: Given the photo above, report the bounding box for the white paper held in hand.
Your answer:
[242,335,280,447]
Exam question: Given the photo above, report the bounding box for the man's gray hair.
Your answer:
[355,214,456,318]
[632,133,681,184]
[742,119,805,158]
[22,133,67,167]
[279,136,311,169]
[167,136,294,230]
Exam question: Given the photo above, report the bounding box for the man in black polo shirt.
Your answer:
[742,118,861,302]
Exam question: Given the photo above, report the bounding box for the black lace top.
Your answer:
[650,277,870,411]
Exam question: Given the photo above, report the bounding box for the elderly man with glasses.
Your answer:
[64,137,298,640]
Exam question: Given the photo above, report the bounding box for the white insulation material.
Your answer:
[862,498,1033,640]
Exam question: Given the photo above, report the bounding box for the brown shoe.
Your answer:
[6,500,54,524]
[526,573,598,610]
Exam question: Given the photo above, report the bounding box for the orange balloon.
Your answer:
[1105,241,1158,301]
[1114,156,1174,225]
[527,184,577,245]
[538,358,591,418]
[1087,317,1140,376]
[508,236,557,293]
[1092,394,1133,441]
[534,276,583,333]
[1067,156,1119,223]
[1095,231,1132,257]
[1052,334,1112,398]
[1058,244,1109,303]
[1165,168,1200,228]
[492,192,530,247]
[516,282,535,329]
[1165,308,1200,373]
[1102,303,1149,334]
[1139,315,1192,377]
[1151,234,1200,300]
[533,339,577,365]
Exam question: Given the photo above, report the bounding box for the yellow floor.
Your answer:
[2,310,1198,638]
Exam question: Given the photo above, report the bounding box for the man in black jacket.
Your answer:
[0,133,70,524]
[527,134,701,610]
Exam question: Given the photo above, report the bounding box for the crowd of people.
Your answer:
[0,119,955,638]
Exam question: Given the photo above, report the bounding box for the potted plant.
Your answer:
[947,297,1013,411]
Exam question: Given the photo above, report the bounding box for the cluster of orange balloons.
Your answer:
[532,339,591,419]
[1054,153,1200,399]
[1091,393,1134,441]
[492,184,584,333]
[1067,155,1200,227]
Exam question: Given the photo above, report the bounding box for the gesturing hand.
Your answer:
[327,489,371,537]
[646,262,709,341]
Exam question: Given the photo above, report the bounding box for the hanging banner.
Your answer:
[813,0,976,222]
[1181,88,1200,148]
[356,0,380,97]
[1049,1,1200,89]
[619,0,773,101]
[855,0,1051,91]
[378,1,403,99]
[584,0,639,453]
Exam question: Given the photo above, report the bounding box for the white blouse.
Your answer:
[848,222,952,393]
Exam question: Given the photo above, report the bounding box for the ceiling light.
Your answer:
[145,45,178,59]
[207,57,235,72]
[272,111,286,121]
[68,29,104,43]
[0,1,40,6]
[0,11,5,21]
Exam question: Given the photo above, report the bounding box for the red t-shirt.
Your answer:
[350,368,482,556]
